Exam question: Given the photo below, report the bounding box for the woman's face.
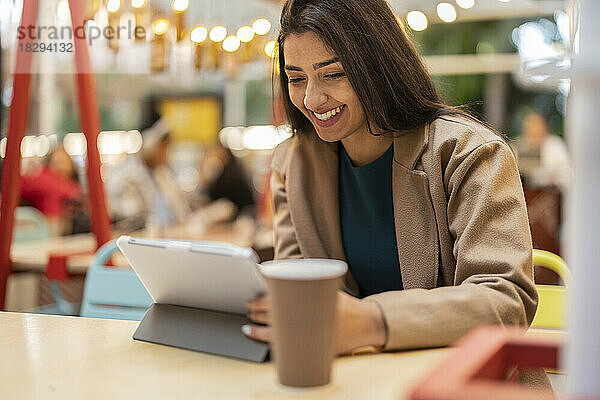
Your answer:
[283,32,367,143]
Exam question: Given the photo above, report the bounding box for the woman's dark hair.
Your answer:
[277,0,465,135]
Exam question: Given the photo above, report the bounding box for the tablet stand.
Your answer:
[133,303,269,363]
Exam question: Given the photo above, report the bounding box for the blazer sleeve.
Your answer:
[364,140,538,351]
[271,149,303,260]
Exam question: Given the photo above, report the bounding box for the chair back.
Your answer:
[531,249,569,329]
[13,206,49,242]
[80,240,153,320]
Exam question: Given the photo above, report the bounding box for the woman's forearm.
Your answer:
[360,301,387,348]
[338,293,387,353]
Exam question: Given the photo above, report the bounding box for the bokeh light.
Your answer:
[191,26,208,43]
[106,0,121,13]
[171,0,189,12]
[437,3,457,23]
[222,35,241,52]
[252,18,271,35]
[209,26,227,42]
[152,18,170,36]
[407,11,428,31]
[237,26,255,43]
[131,0,146,9]
[264,40,277,58]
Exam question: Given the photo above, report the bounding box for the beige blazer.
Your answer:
[270,116,538,351]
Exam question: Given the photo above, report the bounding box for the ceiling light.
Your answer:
[455,0,474,9]
[171,0,189,12]
[252,18,271,36]
[152,18,170,36]
[64,133,86,157]
[437,3,457,23]
[191,26,208,43]
[222,36,241,52]
[0,138,6,159]
[406,11,428,31]
[209,25,227,42]
[131,0,146,8]
[106,0,121,13]
[264,40,277,58]
[237,26,255,43]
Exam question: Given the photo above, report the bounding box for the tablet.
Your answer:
[116,235,265,315]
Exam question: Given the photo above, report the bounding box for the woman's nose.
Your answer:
[303,81,328,110]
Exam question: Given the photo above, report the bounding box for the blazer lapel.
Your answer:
[392,125,439,290]
[285,134,360,294]
[285,134,345,260]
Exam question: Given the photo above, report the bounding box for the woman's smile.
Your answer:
[311,105,346,128]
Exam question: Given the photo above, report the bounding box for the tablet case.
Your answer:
[133,303,270,363]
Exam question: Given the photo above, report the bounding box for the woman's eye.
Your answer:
[325,72,346,80]
[288,77,305,84]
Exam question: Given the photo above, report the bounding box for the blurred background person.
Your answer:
[514,111,570,272]
[104,116,191,232]
[201,141,256,219]
[514,111,571,191]
[20,145,83,236]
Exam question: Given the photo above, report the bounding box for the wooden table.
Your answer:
[0,312,450,400]
[9,222,257,273]
[10,234,101,273]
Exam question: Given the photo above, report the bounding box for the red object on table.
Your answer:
[410,326,562,400]
[46,256,71,282]
[46,251,92,282]
[0,0,112,309]
[20,167,82,217]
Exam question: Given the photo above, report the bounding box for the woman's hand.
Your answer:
[243,291,387,355]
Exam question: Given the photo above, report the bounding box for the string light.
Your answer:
[252,18,271,35]
[437,3,457,23]
[264,40,277,58]
[131,0,146,9]
[222,35,241,52]
[171,0,189,12]
[455,0,475,9]
[237,26,255,43]
[209,25,227,42]
[191,26,208,43]
[0,138,6,159]
[106,0,121,13]
[64,133,86,157]
[152,18,170,36]
[406,11,428,31]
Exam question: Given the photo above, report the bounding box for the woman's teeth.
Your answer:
[314,105,344,121]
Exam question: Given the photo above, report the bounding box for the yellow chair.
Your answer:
[531,249,570,329]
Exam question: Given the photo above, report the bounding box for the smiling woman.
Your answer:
[283,36,372,156]
[243,0,538,357]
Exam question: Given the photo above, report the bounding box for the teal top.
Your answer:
[338,144,403,298]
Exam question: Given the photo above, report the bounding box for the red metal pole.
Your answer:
[68,0,112,248]
[0,0,40,310]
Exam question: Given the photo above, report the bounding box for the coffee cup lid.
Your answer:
[259,258,347,280]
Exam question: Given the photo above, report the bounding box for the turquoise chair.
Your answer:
[80,240,153,320]
[13,206,49,242]
[14,207,76,315]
